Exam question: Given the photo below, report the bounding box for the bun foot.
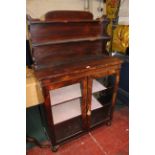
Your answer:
[51,145,59,152]
[106,120,112,126]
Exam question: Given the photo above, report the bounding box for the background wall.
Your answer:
[118,0,129,25]
[26,0,106,19]
[26,0,128,23]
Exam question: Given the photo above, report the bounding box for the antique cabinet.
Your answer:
[27,11,122,151]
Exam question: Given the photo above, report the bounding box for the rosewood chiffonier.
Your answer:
[27,11,122,151]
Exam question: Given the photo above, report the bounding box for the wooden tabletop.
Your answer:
[35,55,122,81]
[26,67,44,108]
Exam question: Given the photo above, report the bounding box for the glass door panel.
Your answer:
[90,75,116,128]
[49,79,86,143]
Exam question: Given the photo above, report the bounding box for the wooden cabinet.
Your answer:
[35,65,121,151]
[27,11,122,151]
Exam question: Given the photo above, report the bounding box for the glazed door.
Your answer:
[86,72,120,128]
[43,78,87,146]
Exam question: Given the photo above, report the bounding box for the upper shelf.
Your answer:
[50,79,106,106]
[32,36,111,47]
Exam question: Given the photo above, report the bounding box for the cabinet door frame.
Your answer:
[86,69,121,129]
[41,77,88,146]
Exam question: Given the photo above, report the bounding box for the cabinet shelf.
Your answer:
[50,79,106,106]
[52,96,103,125]
[32,36,111,47]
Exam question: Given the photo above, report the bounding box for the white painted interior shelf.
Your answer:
[50,79,106,106]
[52,96,103,124]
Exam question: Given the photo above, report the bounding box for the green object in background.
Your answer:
[26,104,48,149]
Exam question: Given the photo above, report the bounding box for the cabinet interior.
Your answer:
[50,79,111,125]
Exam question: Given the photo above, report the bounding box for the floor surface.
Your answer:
[27,107,129,155]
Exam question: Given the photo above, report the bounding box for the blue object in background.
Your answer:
[119,58,129,92]
[114,52,129,105]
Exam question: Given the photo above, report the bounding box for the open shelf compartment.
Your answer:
[52,95,103,125]
[50,79,107,106]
